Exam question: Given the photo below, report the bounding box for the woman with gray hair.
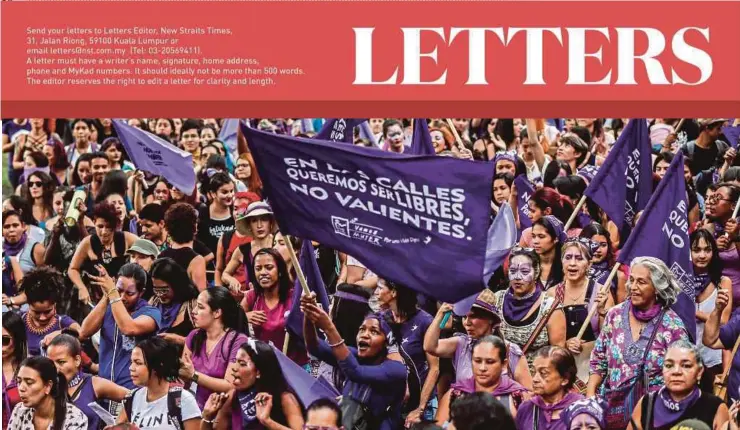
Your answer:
[587,256,690,430]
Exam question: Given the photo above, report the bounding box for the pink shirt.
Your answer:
[245,289,308,365]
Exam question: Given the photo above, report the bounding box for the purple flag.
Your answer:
[271,344,340,407]
[584,118,653,231]
[112,120,196,194]
[242,125,496,303]
[722,124,740,148]
[315,119,365,143]
[358,121,379,147]
[408,119,436,156]
[218,119,240,158]
[617,151,696,341]
[286,239,331,342]
[513,175,534,230]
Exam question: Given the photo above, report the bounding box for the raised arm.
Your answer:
[68,236,92,304]
[703,288,729,349]
[423,303,459,358]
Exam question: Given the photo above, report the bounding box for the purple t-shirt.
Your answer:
[185,329,249,409]
[720,312,740,402]
[387,310,433,384]
[23,313,75,356]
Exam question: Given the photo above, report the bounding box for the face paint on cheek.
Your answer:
[508,263,534,282]
[116,279,138,297]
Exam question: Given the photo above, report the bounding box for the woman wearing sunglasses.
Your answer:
[21,170,56,229]
[200,339,304,430]
[149,257,199,346]
[2,312,28,428]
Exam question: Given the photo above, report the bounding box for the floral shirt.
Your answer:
[7,403,87,430]
[589,302,689,394]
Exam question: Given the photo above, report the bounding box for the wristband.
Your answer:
[201,416,215,425]
[328,339,346,348]
[110,297,122,305]
[192,371,200,383]
[8,297,14,306]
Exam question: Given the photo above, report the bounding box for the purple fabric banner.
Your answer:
[286,239,331,342]
[112,119,196,194]
[218,118,240,158]
[243,125,496,303]
[271,344,340,407]
[513,174,534,230]
[584,118,653,231]
[722,124,740,148]
[617,151,696,341]
[408,119,436,156]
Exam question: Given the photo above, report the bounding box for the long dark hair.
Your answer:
[190,286,247,357]
[20,356,68,429]
[580,223,615,267]
[329,283,371,390]
[22,171,55,220]
[241,340,291,423]
[150,258,199,304]
[385,281,418,320]
[135,337,181,382]
[252,248,292,303]
[690,229,723,287]
[2,312,27,370]
[532,218,564,287]
[71,153,95,187]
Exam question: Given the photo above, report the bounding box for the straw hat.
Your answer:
[234,201,278,238]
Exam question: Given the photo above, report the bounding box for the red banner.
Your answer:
[2,1,739,116]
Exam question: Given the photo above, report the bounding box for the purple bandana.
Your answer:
[577,164,599,184]
[2,232,27,257]
[542,215,568,244]
[451,374,526,397]
[494,151,518,167]
[653,386,701,428]
[562,398,606,429]
[503,285,542,321]
[364,312,394,345]
[158,302,182,332]
[630,301,662,323]
[692,273,712,297]
[530,392,584,424]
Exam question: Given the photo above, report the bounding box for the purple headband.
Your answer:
[494,151,518,166]
[563,398,606,429]
[542,215,568,243]
[334,290,369,304]
[364,312,395,345]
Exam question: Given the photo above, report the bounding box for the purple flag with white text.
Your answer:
[584,118,653,232]
[315,119,366,143]
[113,119,196,194]
[513,175,534,230]
[286,239,331,343]
[243,125,496,303]
[617,151,696,340]
[408,119,435,156]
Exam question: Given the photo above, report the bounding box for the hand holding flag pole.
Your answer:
[281,234,311,354]
[575,264,621,340]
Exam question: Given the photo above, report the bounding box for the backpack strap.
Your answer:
[113,231,126,256]
[167,387,184,430]
[123,387,143,422]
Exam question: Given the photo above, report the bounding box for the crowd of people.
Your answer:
[2,117,740,430]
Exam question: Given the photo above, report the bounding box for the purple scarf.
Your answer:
[2,232,27,257]
[451,375,526,397]
[693,273,712,297]
[159,302,182,332]
[630,302,662,323]
[653,386,701,428]
[503,286,542,321]
[530,392,585,425]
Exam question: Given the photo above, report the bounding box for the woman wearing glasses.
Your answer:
[18,267,80,356]
[148,258,199,346]
[2,312,28,428]
[546,238,612,390]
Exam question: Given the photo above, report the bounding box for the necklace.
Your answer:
[206,330,228,355]
[566,284,587,304]
[25,313,57,335]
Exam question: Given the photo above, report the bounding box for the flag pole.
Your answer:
[732,198,740,219]
[284,235,311,296]
[575,263,621,340]
[283,333,291,354]
[445,119,465,150]
[564,195,588,231]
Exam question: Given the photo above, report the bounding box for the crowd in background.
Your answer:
[2,117,740,430]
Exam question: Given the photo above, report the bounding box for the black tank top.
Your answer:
[159,247,198,273]
[641,391,723,430]
[563,279,597,342]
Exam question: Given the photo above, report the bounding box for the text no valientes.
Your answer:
[353,26,713,86]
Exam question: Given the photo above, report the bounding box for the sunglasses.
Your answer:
[2,336,12,347]
[28,181,43,188]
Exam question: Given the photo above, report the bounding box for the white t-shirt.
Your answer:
[129,388,201,430]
